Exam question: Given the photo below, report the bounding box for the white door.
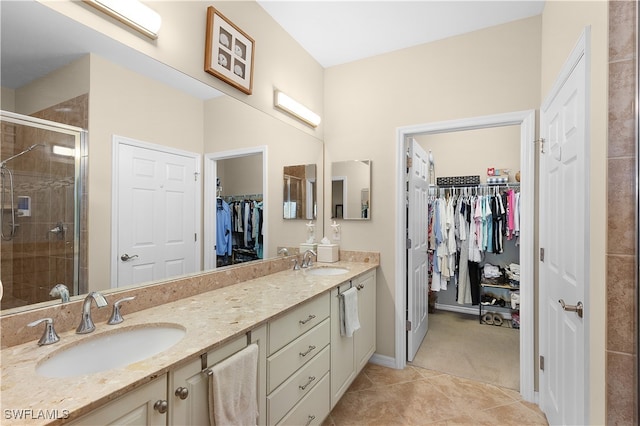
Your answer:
[116,141,199,287]
[407,137,430,361]
[539,30,589,425]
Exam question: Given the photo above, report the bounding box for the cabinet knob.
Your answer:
[305,414,316,426]
[153,400,168,414]
[175,387,189,400]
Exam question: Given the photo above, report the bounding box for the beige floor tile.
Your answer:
[328,364,548,426]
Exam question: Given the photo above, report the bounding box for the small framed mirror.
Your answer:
[283,164,317,219]
[331,160,371,220]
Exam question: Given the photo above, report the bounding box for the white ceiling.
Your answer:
[0,1,545,93]
[257,1,546,68]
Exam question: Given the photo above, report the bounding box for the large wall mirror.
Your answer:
[283,164,317,220]
[0,1,324,314]
[331,160,371,220]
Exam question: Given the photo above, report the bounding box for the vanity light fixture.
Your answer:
[83,0,162,40]
[274,90,321,128]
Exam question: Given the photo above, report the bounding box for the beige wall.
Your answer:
[540,2,608,423]
[415,126,521,184]
[1,87,16,111]
[14,55,90,115]
[218,155,263,197]
[324,15,542,362]
[39,0,324,139]
[88,54,204,290]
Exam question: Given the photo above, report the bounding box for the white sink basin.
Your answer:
[306,267,349,276]
[36,324,186,378]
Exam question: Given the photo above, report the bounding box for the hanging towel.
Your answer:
[340,287,361,337]
[208,343,259,426]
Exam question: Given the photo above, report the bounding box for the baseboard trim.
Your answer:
[369,353,397,369]
[435,303,514,320]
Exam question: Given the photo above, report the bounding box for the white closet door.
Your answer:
[116,139,198,287]
[407,138,430,361]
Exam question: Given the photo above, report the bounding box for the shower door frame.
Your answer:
[0,110,85,299]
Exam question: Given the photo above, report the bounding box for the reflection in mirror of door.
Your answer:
[331,160,371,220]
[216,155,264,267]
[283,164,317,220]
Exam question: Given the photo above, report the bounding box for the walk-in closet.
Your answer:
[215,154,264,267]
[408,124,522,392]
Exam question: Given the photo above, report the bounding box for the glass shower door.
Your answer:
[1,111,84,310]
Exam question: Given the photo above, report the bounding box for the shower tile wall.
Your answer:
[606,1,638,423]
[0,94,87,309]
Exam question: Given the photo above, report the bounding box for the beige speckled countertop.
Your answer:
[0,260,377,425]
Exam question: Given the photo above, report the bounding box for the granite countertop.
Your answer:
[0,261,377,425]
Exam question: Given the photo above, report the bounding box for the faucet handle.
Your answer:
[28,318,60,346]
[107,296,136,325]
[292,258,300,270]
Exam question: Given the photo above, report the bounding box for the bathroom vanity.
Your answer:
[0,259,377,425]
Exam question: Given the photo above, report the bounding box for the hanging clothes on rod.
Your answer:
[427,183,521,305]
[221,194,264,264]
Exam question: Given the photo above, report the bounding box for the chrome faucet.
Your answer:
[301,249,317,268]
[76,292,108,334]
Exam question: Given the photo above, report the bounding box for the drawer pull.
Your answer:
[357,284,364,290]
[305,415,316,426]
[298,376,316,391]
[299,345,316,357]
[299,314,316,325]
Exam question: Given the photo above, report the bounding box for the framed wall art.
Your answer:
[205,6,255,95]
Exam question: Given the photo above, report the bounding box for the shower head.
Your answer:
[0,144,43,168]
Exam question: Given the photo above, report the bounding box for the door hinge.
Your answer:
[534,138,545,154]
[406,320,412,331]
[407,157,413,169]
[194,172,200,181]
[195,233,197,242]
[539,355,545,371]
[540,247,545,262]
[406,238,412,249]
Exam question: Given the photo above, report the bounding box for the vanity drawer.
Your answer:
[267,345,329,425]
[276,372,330,426]
[267,318,329,393]
[268,293,329,355]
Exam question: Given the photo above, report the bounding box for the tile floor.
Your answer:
[324,363,548,425]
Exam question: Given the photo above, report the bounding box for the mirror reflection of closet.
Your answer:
[331,160,371,220]
[216,154,263,267]
[283,164,317,220]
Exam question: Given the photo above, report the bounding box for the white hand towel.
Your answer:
[340,287,361,337]
[208,343,259,426]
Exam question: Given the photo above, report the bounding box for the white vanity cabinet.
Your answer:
[169,326,267,426]
[266,293,331,425]
[69,375,168,426]
[330,269,377,408]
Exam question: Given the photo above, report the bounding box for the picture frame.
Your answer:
[205,6,255,95]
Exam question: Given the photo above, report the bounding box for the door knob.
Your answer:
[120,253,139,261]
[558,299,583,318]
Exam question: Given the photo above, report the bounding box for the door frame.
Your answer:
[111,135,202,288]
[203,146,268,270]
[394,110,536,402]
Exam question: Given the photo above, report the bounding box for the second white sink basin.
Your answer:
[36,324,186,378]
[306,267,349,276]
